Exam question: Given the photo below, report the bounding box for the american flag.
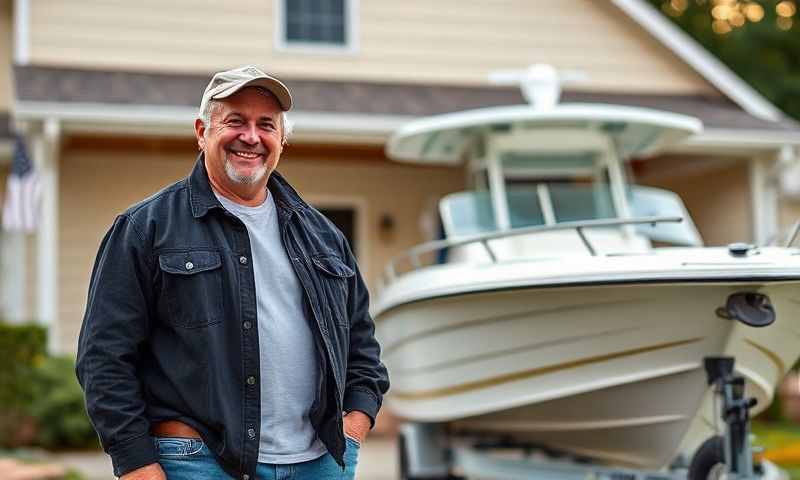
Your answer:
[2,135,40,233]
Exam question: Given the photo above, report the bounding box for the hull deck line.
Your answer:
[376,274,800,317]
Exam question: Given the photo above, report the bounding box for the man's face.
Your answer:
[196,87,284,188]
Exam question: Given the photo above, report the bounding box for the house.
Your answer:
[1,0,798,363]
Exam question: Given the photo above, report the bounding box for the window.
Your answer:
[308,195,368,274]
[276,0,357,52]
[319,207,357,255]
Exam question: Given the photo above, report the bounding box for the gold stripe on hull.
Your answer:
[392,337,704,400]
[745,339,786,380]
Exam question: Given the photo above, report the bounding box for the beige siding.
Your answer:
[29,0,714,95]
[635,155,752,246]
[57,143,463,353]
[58,148,193,353]
[0,1,12,110]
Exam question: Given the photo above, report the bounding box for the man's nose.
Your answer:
[239,123,259,144]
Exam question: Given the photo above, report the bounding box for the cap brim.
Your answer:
[211,77,293,111]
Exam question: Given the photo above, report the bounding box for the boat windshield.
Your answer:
[441,182,616,237]
[509,182,617,227]
[440,183,702,246]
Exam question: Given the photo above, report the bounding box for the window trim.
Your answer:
[306,194,369,276]
[274,0,359,55]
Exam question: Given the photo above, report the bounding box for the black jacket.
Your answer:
[76,156,389,479]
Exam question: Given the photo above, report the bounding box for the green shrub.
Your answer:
[27,355,99,450]
[0,323,47,447]
[0,322,98,450]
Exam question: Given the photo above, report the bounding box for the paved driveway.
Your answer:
[51,436,399,480]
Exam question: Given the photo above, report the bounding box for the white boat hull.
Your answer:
[375,256,800,468]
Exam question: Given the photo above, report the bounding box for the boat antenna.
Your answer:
[488,64,587,111]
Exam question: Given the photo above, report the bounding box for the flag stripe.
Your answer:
[2,136,40,233]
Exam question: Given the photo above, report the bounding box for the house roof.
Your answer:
[14,65,800,135]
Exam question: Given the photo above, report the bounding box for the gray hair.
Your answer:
[198,90,293,144]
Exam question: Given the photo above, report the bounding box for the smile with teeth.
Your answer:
[231,151,263,159]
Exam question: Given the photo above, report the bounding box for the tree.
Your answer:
[647,0,800,120]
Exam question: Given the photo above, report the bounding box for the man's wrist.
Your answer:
[343,410,371,442]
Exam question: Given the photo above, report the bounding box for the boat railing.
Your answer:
[785,220,800,248]
[383,215,684,283]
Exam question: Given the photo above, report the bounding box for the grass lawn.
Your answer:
[753,421,800,479]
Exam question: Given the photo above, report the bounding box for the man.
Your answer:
[76,65,389,480]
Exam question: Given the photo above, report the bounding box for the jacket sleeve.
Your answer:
[75,214,159,477]
[341,239,390,427]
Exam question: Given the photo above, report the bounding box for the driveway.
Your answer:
[50,436,399,480]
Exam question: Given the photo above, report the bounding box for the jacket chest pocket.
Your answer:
[311,255,355,327]
[158,251,223,329]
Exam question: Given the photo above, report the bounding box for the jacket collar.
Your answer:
[188,153,307,219]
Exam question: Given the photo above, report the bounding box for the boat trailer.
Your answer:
[398,357,786,480]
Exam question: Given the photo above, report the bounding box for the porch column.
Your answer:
[749,150,782,246]
[2,232,26,323]
[33,118,60,353]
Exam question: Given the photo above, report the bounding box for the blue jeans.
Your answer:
[155,436,360,479]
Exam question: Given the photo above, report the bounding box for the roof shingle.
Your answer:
[14,65,799,132]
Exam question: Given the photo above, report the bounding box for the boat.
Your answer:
[372,67,800,470]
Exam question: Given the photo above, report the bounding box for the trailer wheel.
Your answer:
[688,435,725,480]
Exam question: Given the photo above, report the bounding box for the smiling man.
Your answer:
[76,66,389,480]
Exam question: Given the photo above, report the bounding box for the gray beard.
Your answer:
[224,155,268,185]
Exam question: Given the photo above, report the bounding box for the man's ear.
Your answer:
[194,118,206,151]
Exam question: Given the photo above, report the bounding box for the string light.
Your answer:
[777,15,794,29]
[671,0,689,11]
[712,18,734,33]
[776,1,797,17]
[711,4,732,20]
[744,3,765,22]
[660,0,792,34]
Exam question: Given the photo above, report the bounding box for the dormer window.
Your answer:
[276,0,357,53]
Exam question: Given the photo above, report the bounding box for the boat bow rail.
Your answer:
[382,215,683,284]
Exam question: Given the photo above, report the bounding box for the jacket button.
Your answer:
[243,321,252,330]
[239,256,248,265]
[247,428,256,439]
[247,376,256,385]
[185,261,194,270]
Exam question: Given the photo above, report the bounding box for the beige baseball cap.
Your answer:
[200,65,293,114]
